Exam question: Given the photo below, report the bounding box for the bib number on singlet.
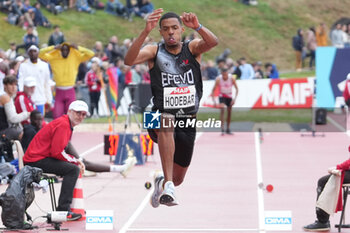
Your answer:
[163,86,196,109]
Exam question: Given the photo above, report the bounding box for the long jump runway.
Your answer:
[120,131,350,233]
[1,131,350,232]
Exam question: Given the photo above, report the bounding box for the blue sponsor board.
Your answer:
[86,210,113,230]
[265,217,292,225]
[316,47,350,108]
[264,210,292,231]
[87,216,113,223]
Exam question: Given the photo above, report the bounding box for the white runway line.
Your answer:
[79,143,104,158]
[195,132,203,142]
[254,132,266,233]
[127,228,259,232]
[119,189,153,233]
[327,116,346,133]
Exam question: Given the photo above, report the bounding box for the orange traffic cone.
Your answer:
[70,173,85,221]
[108,119,113,133]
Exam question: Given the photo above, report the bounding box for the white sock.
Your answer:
[110,165,125,172]
[164,180,174,189]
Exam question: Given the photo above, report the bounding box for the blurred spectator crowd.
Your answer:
[0,0,154,27]
[0,8,349,121]
[292,22,350,71]
[0,25,155,119]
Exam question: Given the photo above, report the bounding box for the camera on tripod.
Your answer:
[46,211,68,231]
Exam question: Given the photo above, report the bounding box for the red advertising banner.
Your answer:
[201,77,314,109]
[252,78,314,109]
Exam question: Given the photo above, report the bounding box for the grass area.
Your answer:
[83,115,142,124]
[83,108,312,124]
[0,9,146,51]
[280,70,315,79]
[198,109,311,124]
[0,0,348,70]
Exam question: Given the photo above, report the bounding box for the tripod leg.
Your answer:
[118,105,132,164]
[132,110,141,129]
[118,133,127,164]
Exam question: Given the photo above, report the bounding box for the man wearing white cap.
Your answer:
[18,45,53,115]
[14,76,36,125]
[23,100,90,221]
[23,100,135,220]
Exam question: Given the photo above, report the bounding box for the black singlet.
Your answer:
[149,41,203,115]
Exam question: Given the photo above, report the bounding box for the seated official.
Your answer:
[23,101,89,221]
[304,157,350,231]
[23,100,135,221]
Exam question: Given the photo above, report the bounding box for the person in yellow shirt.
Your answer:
[39,42,94,118]
[316,23,328,47]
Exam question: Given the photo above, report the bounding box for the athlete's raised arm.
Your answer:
[124,8,163,66]
[181,12,218,57]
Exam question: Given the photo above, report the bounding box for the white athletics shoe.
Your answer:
[159,181,179,206]
[150,173,164,208]
[120,156,137,178]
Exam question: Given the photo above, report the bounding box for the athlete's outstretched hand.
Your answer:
[180,12,200,30]
[145,8,163,33]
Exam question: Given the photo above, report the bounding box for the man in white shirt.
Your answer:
[18,45,53,115]
[239,57,255,80]
[331,23,345,48]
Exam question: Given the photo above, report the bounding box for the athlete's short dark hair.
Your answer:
[159,12,182,27]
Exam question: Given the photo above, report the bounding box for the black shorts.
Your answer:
[147,117,196,168]
[219,97,232,108]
